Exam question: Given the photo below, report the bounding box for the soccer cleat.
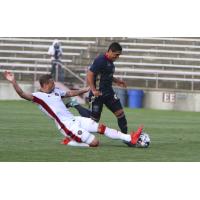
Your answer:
[61,137,71,145]
[123,125,144,147]
[130,125,144,145]
[123,140,136,147]
[66,98,79,108]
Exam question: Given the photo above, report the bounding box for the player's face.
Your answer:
[47,79,55,92]
[109,51,121,61]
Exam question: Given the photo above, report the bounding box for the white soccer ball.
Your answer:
[136,132,151,148]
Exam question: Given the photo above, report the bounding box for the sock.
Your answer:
[104,127,131,142]
[117,115,128,134]
[75,105,91,118]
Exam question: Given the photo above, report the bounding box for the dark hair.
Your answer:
[39,74,53,87]
[108,42,122,52]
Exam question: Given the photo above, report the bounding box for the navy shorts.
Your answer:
[89,93,123,121]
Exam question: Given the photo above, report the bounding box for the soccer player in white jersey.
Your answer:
[4,71,143,147]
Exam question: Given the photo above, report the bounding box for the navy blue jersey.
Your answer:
[89,54,115,96]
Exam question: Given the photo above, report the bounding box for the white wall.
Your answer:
[0,82,34,100]
[143,90,200,112]
[0,82,86,104]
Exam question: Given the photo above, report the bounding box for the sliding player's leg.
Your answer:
[75,116,143,145]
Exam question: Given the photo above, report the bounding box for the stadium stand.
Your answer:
[0,37,97,86]
[101,37,200,91]
[1,37,200,91]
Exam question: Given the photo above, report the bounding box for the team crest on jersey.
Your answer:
[78,130,82,135]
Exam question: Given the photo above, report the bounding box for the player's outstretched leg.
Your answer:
[98,124,143,146]
[60,117,143,147]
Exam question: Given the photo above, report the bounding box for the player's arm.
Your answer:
[87,70,102,97]
[4,71,33,101]
[47,46,54,56]
[113,77,127,88]
[64,86,90,98]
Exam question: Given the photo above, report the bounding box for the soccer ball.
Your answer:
[136,132,151,148]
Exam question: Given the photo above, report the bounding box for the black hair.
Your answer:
[39,74,53,87]
[108,42,122,52]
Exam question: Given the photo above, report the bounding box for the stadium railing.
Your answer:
[115,68,200,76]
[0,43,88,51]
[115,61,200,69]
[0,49,80,56]
[128,37,200,42]
[0,37,97,45]
[119,55,200,62]
[0,56,72,63]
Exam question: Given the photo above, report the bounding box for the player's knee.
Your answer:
[114,109,125,118]
[89,138,99,147]
[98,123,106,134]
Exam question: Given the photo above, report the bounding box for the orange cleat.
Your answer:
[130,125,144,145]
[61,137,71,145]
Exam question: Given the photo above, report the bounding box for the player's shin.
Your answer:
[117,115,128,134]
[75,105,91,118]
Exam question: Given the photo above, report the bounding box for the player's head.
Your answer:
[39,74,55,92]
[107,42,122,61]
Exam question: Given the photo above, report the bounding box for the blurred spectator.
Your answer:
[48,39,64,82]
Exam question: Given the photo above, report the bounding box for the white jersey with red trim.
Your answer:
[32,88,74,129]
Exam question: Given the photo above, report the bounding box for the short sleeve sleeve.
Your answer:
[55,88,67,97]
[89,57,102,74]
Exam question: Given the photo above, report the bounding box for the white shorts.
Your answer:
[60,116,99,145]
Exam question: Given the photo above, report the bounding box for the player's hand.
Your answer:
[92,89,102,97]
[116,79,127,88]
[4,71,15,82]
[84,86,90,92]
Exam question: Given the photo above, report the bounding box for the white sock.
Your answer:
[104,127,131,142]
[68,140,89,147]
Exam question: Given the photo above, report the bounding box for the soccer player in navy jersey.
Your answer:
[87,42,128,134]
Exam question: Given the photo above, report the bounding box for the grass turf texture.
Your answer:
[1,100,200,162]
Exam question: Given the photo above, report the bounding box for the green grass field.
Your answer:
[1,100,200,162]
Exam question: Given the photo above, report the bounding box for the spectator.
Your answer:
[48,39,64,81]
